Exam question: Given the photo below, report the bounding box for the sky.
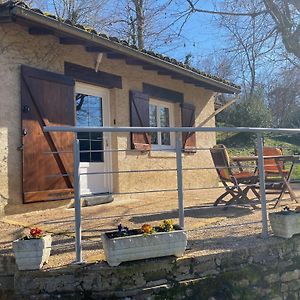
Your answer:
[34,0,227,67]
[158,1,227,64]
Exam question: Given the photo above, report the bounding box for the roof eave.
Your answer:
[9,5,240,94]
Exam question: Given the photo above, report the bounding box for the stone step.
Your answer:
[83,194,114,207]
[67,194,113,208]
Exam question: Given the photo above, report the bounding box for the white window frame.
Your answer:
[149,98,175,150]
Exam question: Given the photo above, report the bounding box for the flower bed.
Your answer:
[101,221,187,266]
[13,228,52,270]
[269,207,300,239]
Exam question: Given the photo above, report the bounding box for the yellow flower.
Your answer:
[159,220,174,232]
[141,224,153,234]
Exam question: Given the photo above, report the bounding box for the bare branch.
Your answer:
[186,0,267,17]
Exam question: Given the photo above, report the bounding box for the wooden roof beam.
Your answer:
[59,37,85,45]
[85,46,112,53]
[171,74,185,80]
[183,79,197,84]
[142,65,160,71]
[157,70,171,76]
[126,58,145,66]
[194,82,227,92]
[106,53,126,59]
[28,27,54,35]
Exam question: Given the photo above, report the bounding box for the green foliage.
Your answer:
[288,107,300,128]
[216,132,300,180]
[226,94,272,128]
[218,93,272,142]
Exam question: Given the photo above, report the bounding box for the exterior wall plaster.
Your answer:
[0,23,218,209]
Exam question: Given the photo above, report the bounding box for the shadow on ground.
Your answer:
[129,205,254,224]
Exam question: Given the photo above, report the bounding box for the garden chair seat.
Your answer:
[264,169,289,175]
[233,171,260,180]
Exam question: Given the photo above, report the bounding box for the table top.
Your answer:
[232,155,300,162]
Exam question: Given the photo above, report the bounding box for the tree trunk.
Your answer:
[263,0,300,59]
[133,0,145,49]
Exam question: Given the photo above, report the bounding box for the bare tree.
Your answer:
[26,0,114,30]
[184,0,300,60]
[26,0,183,51]
[219,0,281,98]
[133,0,145,49]
[263,0,300,59]
[107,0,182,51]
[267,66,300,126]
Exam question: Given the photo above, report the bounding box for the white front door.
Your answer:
[75,82,112,195]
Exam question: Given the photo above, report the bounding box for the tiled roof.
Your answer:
[1,1,241,92]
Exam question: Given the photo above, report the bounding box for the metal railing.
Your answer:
[44,126,300,263]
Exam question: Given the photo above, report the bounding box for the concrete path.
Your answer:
[1,187,300,269]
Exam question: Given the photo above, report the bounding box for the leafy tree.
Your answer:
[289,107,300,128]
[225,92,273,128]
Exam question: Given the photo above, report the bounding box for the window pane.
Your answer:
[76,93,103,163]
[161,132,171,145]
[91,141,101,151]
[76,94,102,127]
[77,132,89,141]
[79,139,90,151]
[80,152,90,162]
[149,104,158,144]
[76,94,89,127]
[149,104,157,126]
[91,139,104,162]
[78,132,90,162]
[160,107,170,145]
[91,132,103,141]
[150,132,158,145]
[91,150,103,162]
[160,107,170,127]
[89,96,102,127]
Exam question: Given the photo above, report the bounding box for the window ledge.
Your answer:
[149,151,176,158]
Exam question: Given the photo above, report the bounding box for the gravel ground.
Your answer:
[1,186,299,269]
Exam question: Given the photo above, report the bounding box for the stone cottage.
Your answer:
[0,1,240,214]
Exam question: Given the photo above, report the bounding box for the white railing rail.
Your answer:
[44,126,300,263]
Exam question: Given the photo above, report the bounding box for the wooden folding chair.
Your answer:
[210,145,260,208]
[259,147,292,207]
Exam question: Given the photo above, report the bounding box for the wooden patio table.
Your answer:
[231,155,300,207]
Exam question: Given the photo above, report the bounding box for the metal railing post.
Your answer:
[257,133,269,239]
[175,132,185,229]
[73,138,83,263]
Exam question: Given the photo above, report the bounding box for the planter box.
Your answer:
[13,235,52,270]
[269,212,300,238]
[101,229,187,266]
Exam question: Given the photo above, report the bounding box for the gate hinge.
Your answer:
[17,144,24,151]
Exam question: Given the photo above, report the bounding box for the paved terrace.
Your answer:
[1,185,300,269]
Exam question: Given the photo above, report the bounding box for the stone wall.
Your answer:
[0,236,300,299]
[0,256,15,300]
[0,22,218,210]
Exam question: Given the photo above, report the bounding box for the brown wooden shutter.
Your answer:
[181,102,196,153]
[129,90,151,151]
[21,65,75,203]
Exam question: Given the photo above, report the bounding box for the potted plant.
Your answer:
[13,227,52,270]
[101,220,187,266]
[269,206,300,238]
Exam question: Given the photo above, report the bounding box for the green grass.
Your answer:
[216,131,300,180]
